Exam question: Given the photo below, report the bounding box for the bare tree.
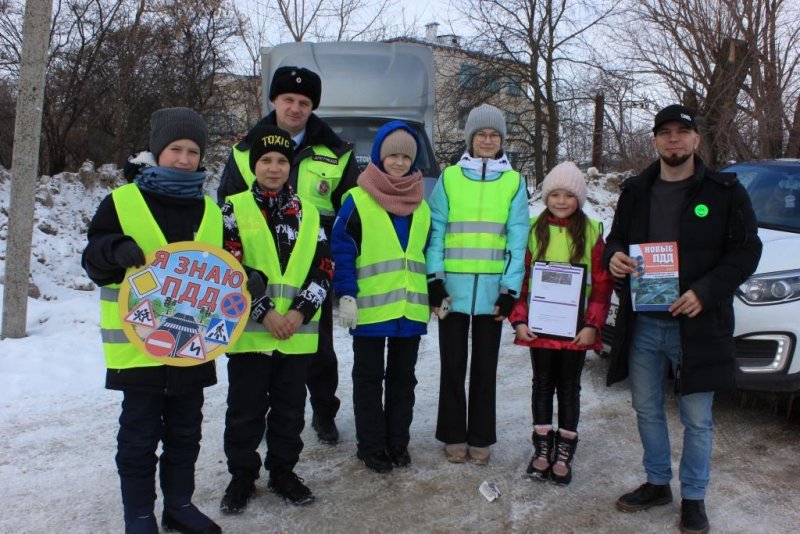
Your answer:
[620,0,800,164]
[449,0,621,181]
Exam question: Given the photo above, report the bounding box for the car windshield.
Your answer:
[323,117,438,177]
[726,162,800,233]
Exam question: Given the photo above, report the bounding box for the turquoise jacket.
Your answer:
[426,156,530,315]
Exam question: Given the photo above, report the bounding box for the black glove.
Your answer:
[246,269,268,299]
[112,239,145,268]
[428,279,449,307]
[494,293,515,317]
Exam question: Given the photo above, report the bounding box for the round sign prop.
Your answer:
[118,241,250,366]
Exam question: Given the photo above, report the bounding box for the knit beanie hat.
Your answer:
[248,124,294,173]
[464,103,506,148]
[541,161,588,208]
[150,107,208,160]
[379,129,418,164]
[269,66,322,110]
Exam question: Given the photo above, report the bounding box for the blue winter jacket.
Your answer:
[331,120,430,337]
[425,159,530,315]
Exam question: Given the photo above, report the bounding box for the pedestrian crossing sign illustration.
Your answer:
[205,318,233,346]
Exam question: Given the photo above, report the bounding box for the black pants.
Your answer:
[117,389,204,515]
[435,312,502,447]
[307,293,340,419]
[352,336,420,454]
[224,352,311,478]
[530,348,587,432]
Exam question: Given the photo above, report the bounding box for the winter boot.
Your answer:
[357,449,394,473]
[124,508,158,534]
[312,413,339,444]
[526,429,555,480]
[387,445,411,468]
[220,475,256,514]
[268,468,315,505]
[680,499,710,534]
[162,501,221,534]
[443,442,468,463]
[549,431,578,485]
[616,482,673,512]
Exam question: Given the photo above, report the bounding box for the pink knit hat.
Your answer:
[541,161,587,208]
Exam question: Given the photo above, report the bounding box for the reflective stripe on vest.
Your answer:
[442,166,521,274]
[100,184,223,370]
[226,191,321,354]
[295,146,351,217]
[528,216,602,305]
[232,144,258,187]
[350,187,430,325]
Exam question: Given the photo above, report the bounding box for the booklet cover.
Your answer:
[629,242,680,312]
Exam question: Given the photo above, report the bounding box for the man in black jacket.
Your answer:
[218,67,359,444]
[604,105,762,534]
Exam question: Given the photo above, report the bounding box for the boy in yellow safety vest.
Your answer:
[82,107,221,534]
[219,125,332,513]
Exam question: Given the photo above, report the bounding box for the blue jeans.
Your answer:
[628,314,714,500]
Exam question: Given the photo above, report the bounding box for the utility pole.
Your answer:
[1,0,52,339]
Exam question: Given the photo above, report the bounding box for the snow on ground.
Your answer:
[1,167,799,533]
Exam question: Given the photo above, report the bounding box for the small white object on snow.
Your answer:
[479,480,501,502]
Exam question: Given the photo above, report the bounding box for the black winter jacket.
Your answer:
[81,186,217,395]
[216,111,359,232]
[603,156,762,394]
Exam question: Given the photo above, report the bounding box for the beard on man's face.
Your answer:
[660,153,691,167]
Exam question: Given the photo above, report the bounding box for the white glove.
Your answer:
[339,296,359,329]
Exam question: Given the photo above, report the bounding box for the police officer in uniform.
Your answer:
[218,67,359,444]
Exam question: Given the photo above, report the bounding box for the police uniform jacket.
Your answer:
[217,111,359,232]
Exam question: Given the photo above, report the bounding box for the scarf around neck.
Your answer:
[357,162,423,216]
[135,166,206,199]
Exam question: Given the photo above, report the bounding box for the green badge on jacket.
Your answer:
[694,204,709,218]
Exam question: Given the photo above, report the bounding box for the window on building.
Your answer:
[486,70,501,92]
[507,75,523,96]
[458,108,470,129]
[506,150,519,168]
[460,63,480,89]
[506,111,521,134]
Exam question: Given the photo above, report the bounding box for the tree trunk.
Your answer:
[591,93,604,170]
[2,0,52,339]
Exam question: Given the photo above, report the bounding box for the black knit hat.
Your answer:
[150,107,208,159]
[249,124,294,172]
[269,66,322,110]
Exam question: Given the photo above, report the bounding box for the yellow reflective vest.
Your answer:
[100,184,222,370]
[528,216,602,304]
[226,191,321,354]
[442,166,521,274]
[232,143,351,218]
[349,187,430,324]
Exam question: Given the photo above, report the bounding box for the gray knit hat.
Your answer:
[541,161,587,208]
[464,104,506,149]
[150,107,208,160]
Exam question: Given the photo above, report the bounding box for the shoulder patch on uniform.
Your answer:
[312,155,339,165]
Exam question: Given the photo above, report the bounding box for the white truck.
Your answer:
[261,41,439,194]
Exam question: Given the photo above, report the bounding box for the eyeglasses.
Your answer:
[474,131,501,142]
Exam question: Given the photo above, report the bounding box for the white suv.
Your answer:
[723,160,800,392]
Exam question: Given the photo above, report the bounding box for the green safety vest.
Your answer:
[233,142,351,218]
[442,166,521,274]
[100,184,222,370]
[528,216,602,303]
[226,191,321,354]
[349,187,430,325]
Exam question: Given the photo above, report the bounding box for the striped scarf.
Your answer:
[134,166,206,199]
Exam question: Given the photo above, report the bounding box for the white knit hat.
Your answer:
[464,104,506,149]
[541,162,587,208]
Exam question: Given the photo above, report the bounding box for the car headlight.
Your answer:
[736,270,800,305]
